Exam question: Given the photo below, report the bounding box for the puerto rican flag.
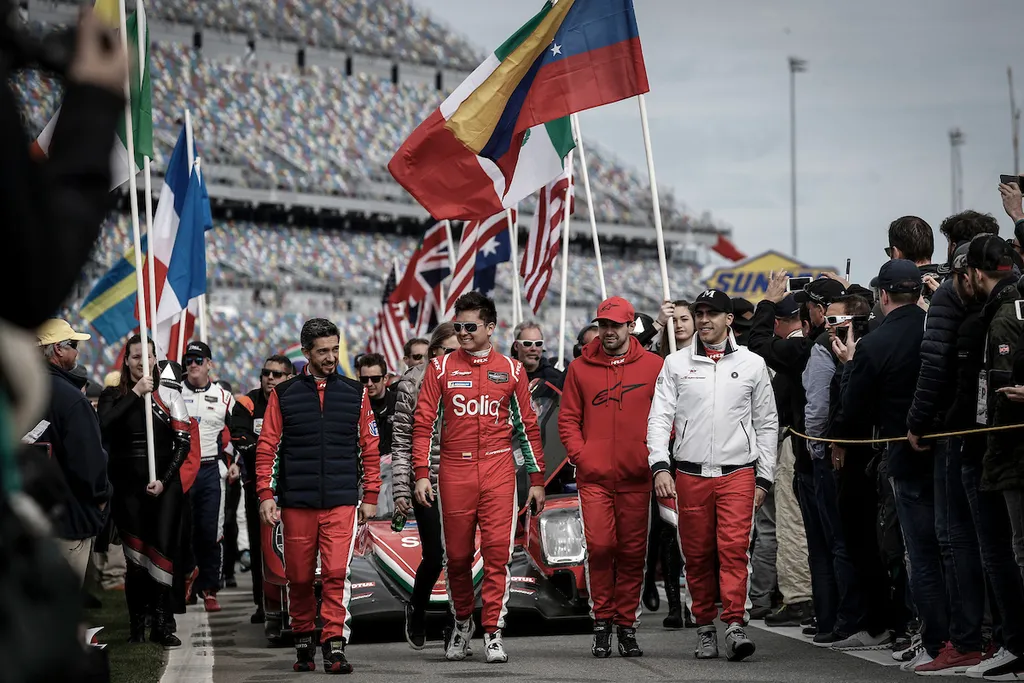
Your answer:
[138,124,213,357]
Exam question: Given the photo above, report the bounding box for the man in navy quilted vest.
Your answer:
[256,318,381,674]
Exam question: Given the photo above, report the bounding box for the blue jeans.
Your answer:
[796,470,838,634]
[933,438,984,652]
[812,457,861,636]
[963,454,1024,655]
[892,473,949,656]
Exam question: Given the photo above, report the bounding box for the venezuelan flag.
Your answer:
[81,236,147,343]
[444,0,649,162]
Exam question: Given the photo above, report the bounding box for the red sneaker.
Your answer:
[914,642,982,676]
[202,592,222,613]
[184,567,199,602]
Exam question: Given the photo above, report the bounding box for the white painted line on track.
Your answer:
[160,605,215,683]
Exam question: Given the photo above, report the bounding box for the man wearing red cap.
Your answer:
[648,289,778,662]
[559,297,663,658]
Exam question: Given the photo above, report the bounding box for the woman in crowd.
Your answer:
[643,301,695,627]
[98,335,192,648]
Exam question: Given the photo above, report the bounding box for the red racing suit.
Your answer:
[256,372,381,643]
[412,348,544,633]
[559,336,663,627]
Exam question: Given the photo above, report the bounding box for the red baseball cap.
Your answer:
[593,296,636,324]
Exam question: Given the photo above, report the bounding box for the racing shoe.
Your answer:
[202,591,222,613]
[484,631,508,664]
[695,625,719,659]
[292,632,317,672]
[592,620,613,658]
[322,638,353,675]
[617,626,643,657]
[724,623,756,662]
[445,618,474,661]
[404,604,426,650]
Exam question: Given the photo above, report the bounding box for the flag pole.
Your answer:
[637,94,675,354]
[138,0,158,359]
[443,219,458,317]
[176,110,195,361]
[195,156,208,342]
[505,207,523,328]
[119,0,157,482]
[556,149,575,370]
[571,113,607,301]
[183,112,209,343]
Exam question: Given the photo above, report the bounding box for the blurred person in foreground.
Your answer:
[98,337,193,648]
[231,354,294,624]
[559,297,663,658]
[256,318,381,674]
[411,292,545,664]
[391,322,458,649]
[648,289,778,662]
[34,319,109,584]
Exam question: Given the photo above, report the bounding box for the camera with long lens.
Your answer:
[0,0,78,76]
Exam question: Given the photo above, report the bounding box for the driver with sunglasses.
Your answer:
[356,353,397,518]
[231,353,295,624]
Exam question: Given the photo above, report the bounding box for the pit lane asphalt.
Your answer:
[184,575,954,682]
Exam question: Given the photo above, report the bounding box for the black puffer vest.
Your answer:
[275,373,364,509]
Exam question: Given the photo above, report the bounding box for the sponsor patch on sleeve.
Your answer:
[369,420,379,437]
[448,380,473,388]
[487,371,509,384]
[999,344,1011,356]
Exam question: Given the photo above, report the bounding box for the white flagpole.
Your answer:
[443,219,458,317]
[119,0,157,483]
[183,113,210,343]
[505,207,523,328]
[138,0,158,360]
[556,149,575,370]
[571,113,607,301]
[637,95,675,354]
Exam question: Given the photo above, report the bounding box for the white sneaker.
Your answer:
[484,631,508,664]
[894,633,924,662]
[967,648,1016,679]
[902,649,934,672]
[445,618,474,662]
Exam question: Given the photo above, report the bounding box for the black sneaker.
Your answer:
[322,637,353,674]
[802,625,818,636]
[765,601,812,627]
[404,604,426,650]
[293,632,317,672]
[617,626,643,657]
[250,608,265,624]
[592,620,612,658]
[813,632,843,647]
[748,605,772,620]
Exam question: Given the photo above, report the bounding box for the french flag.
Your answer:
[139,124,213,359]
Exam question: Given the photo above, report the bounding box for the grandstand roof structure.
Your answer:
[23,0,733,247]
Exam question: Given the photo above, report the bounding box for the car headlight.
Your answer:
[539,508,585,565]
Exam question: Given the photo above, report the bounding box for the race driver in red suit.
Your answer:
[256,318,381,675]
[412,292,545,665]
[559,296,664,659]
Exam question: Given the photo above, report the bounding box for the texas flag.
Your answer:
[139,124,213,344]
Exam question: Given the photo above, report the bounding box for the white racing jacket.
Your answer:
[647,334,779,491]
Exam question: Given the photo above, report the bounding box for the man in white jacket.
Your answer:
[648,289,778,662]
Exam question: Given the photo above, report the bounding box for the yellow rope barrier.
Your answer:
[788,423,1024,446]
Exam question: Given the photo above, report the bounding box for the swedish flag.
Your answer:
[80,236,146,342]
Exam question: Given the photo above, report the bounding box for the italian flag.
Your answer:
[31,0,152,191]
[388,24,575,221]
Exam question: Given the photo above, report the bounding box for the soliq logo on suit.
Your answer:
[703,250,835,304]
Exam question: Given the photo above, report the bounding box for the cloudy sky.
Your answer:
[417,0,1020,283]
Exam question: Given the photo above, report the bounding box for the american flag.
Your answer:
[367,263,407,374]
[520,172,574,314]
[445,211,512,316]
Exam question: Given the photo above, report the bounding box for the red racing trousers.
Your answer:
[578,485,651,627]
[438,455,517,634]
[281,505,357,642]
[675,468,756,626]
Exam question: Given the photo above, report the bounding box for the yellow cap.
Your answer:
[103,371,122,387]
[37,319,91,346]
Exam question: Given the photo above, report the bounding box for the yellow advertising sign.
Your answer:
[703,251,836,303]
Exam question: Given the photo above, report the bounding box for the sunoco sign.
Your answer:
[704,251,836,303]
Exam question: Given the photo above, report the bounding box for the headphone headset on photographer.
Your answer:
[573,324,599,359]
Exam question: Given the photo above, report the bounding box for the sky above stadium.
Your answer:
[418,0,1019,283]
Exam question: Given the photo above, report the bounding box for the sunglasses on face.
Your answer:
[518,340,544,349]
[452,322,480,333]
[884,247,894,258]
[184,356,205,366]
[261,369,287,379]
[359,375,384,384]
[408,353,425,361]
[825,315,855,326]
[62,340,79,350]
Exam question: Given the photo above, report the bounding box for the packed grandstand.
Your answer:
[14,0,735,390]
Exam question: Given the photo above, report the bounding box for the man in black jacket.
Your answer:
[33,319,110,585]
[232,354,294,624]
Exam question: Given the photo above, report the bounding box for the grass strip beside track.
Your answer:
[84,589,165,683]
